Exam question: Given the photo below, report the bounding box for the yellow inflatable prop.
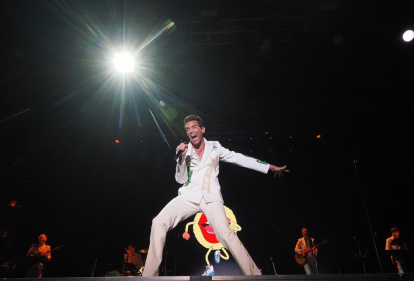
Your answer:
[182,206,242,276]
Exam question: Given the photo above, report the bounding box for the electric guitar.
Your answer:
[295,239,329,265]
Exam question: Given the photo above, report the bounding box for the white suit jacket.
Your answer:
[175,138,270,204]
[295,237,317,255]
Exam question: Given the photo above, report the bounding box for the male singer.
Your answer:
[142,114,289,276]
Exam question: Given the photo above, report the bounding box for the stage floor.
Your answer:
[4,274,413,281]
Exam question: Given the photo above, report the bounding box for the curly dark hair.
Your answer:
[183,114,205,128]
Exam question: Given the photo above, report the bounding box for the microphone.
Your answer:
[174,141,189,161]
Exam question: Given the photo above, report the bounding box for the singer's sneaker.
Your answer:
[202,265,215,276]
[214,250,221,264]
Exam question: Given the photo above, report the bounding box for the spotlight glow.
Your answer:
[402,30,414,42]
[113,52,135,73]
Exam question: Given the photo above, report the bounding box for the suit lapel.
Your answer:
[199,138,212,167]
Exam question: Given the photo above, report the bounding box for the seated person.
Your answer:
[123,244,142,275]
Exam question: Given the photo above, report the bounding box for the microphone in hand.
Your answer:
[174,141,189,161]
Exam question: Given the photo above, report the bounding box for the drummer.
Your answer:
[123,244,142,276]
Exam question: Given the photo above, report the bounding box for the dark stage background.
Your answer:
[1,0,413,278]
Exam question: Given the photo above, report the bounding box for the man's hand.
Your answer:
[301,247,310,256]
[176,142,189,164]
[183,232,190,240]
[269,165,290,178]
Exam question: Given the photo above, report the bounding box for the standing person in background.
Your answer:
[294,228,318,275]
[25,234,51,278]
[385,227,408,275]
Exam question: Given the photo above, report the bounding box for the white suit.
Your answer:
[142,139,270,276]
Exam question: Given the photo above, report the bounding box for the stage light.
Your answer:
[9,199,17,207]
[402,30,414,42]
[113,52,135,73]
[115,139,120,144]
[316,134,321,139]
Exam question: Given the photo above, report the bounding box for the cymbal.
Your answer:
[138,249,148,254]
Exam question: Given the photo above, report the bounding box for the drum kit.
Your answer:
[103,249,148,277]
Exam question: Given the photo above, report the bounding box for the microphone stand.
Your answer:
[269,254,277,275]
[353,160,383,273]
[90,258,97,277]
[310,243,318,274]
[353,235,366,274]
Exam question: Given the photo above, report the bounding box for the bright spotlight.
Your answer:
[402,30,414,42]
[113,52,135,73]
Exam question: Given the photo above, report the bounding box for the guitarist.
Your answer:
[25,234,51,278]
[294,228,318,274]
[385,227,408,275]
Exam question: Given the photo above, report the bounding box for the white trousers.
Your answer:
[303,256,318,275]
[142,196,261,276]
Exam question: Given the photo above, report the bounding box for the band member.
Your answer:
[123,244,143,276]
[142,114,289,276]
[385,227,408,275]
[294,227,318,274]
[25,234,51,278]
